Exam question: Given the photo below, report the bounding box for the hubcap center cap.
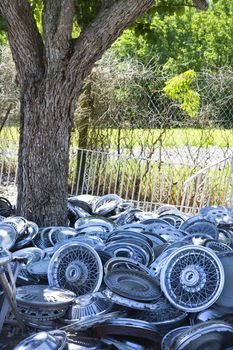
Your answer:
[180,265,205,288]
[183,270,199,286]
[66,263,82,282]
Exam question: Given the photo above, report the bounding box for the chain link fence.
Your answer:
[73,55,233,168]
[1,50,233,209]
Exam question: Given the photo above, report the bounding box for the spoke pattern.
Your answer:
[161,246,224,312]
[48,243,103,296]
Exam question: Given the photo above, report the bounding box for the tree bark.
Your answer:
[17,73,80,226]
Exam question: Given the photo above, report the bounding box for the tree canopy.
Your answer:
[112,0,232,73]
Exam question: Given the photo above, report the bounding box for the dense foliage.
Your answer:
[112,0,233,73]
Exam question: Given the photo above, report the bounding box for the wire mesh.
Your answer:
[1,53,233,211]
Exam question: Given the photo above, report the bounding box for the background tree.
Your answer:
[113,0,232,73]
[0,0,208,226]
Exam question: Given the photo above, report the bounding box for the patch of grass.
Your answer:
[2,125,233,149]
[0,124,19,147]
[71,127,233,149]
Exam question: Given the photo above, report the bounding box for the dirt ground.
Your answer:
[0,185,17,206]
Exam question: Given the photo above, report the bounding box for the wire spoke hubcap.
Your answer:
[160,245,224,312]
[48,242,103,296]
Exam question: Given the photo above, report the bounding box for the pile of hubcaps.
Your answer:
[0,196,233,349]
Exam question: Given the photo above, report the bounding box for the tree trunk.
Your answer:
[17,75,79,226]
[0,0,156,226]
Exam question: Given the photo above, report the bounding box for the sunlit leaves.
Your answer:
[164,70,200,117]
[28,0,43,32]
[112,0,233,73]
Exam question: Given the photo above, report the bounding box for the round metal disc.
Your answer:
[48,242,103,296]
[104,257,151,275]
[94,318,161,345]
[0,223,17,249]
[13,247,44,264]
[27,258,50,277]
[104,242,150,265]
[0,197,13,217]
[115,208,143,226]
[161,327,190,350]
[184,221,218,239]
[172,321,233,350]
[179,216,210,230]
[216,251,233,308]
[103,288,161,310]
[204,239,232,254]
[49,227,78,245]
[200,206,233,225]
[14,221,39,249]
[105,237,154,264]
[17,304,67,321]
[3,216,28,235]
[104,269,161,301]
[16,265,40,285]
[218,227,233,246]
[13,331,67,350]
[141,219,172,232]
[16,285,76,308]
[152,226,185,243]
[93,194,122,216]
[160,245,225,312]
[0,249,12,265]
[129,297,187,325]
[67,292,112,321]
[107,230,153,247]
[159,213,186,229]
[72,236,105,250]
[74,216,115,232]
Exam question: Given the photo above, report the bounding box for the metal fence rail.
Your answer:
[0,145,197,211]
[0,144,17,187]
[1,146,233,213]
[69,148,196,211]
[181,156,233,215]
[0,143,18,202]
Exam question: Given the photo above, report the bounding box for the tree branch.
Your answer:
[42,0,61,44]
[192,0,209,10]
[43,0,75,63]
[56,0,75,51]
[0,0,44,84]
[67,0,154,85]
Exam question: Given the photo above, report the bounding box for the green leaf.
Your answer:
[164,70,200,117]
